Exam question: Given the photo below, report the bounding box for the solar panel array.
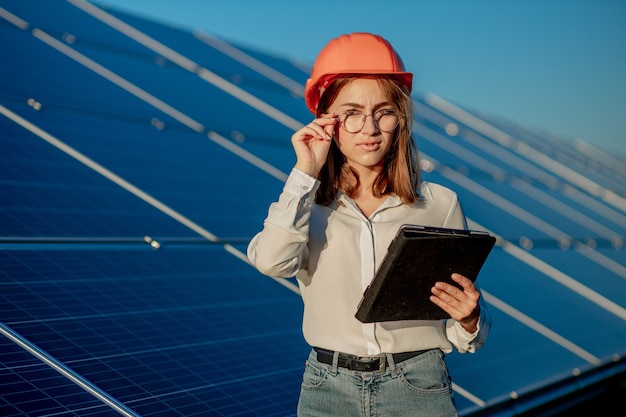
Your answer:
[1,1,625,416]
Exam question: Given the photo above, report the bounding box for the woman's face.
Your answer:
[327,78,395,173]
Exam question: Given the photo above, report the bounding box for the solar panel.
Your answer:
[1,1,624,416]
[0,246,307,416]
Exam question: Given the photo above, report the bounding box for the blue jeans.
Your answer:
[297,348,458,417]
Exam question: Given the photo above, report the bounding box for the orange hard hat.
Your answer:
[304,32,413,114]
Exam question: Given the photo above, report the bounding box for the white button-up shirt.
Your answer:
[248,168,491,356]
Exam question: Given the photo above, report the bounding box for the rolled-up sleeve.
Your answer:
[247,169,319,278]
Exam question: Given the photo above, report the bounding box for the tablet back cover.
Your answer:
[355,225,496,322]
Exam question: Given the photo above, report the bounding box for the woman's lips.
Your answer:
[357,141,381,151]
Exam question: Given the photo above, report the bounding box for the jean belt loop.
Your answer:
[331,351,340,374]
[378,354,387,372]
[385,353,399,375]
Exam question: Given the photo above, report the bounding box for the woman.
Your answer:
[247,32,491,417]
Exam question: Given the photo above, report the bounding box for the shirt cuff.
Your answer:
[285,168,320,195]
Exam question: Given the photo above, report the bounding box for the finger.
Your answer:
[429,291,464,319]
[429,293,450,313]
[430,289,475,321]
[319,112,337,122]
[451,275,478,296]
[323,122,336,140]
[431,284,459,306]
[433,281,465,300]
[451,273,475,290]
[292,125,329,142]
[308,121,333,140]
[432,282,478,311]
[315,116,337,139]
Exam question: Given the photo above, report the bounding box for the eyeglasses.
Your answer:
[335,109,399,133]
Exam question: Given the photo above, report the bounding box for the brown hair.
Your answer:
[315,75,420,205]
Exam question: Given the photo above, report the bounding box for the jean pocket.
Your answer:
[301,359,328,389]
[396,351,453,395]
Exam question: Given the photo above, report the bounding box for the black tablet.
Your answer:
[355,224,496,322]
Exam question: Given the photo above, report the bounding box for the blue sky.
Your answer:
[94,0,625,154]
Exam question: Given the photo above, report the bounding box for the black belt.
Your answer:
[314,347,428,372]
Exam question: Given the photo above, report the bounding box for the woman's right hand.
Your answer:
[292,114,337,177]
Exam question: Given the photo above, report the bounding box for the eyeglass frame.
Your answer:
[333,109,401,133]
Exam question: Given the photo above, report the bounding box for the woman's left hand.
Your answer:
[430,273,481,333]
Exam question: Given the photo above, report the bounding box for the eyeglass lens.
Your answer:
[339,110,399,133]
